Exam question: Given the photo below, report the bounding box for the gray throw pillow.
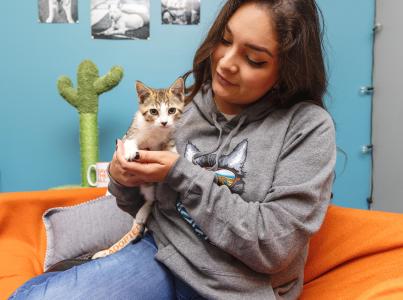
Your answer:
[42,194,133,272]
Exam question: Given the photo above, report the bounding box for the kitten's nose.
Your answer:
[161,121,168,127]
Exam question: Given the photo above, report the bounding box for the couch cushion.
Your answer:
[302,205,403,298]
[43,193,133,271]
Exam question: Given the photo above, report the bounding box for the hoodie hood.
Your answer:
[190,84,278,169]
[192,84,277,130]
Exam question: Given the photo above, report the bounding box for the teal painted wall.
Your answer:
[321,0,375,209]
[0,1,374,209]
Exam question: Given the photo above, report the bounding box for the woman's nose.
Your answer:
[219,49,239,74]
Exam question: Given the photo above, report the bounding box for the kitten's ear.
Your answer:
[169,77,185,101]
[135,81,151,104]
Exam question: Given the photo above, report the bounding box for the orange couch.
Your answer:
[1,188,403,299]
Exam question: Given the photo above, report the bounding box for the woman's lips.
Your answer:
[216,72,237,87]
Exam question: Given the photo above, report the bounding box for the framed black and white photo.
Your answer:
[38,0,78,23]
[91,0,150,40]
[161,0,200,25]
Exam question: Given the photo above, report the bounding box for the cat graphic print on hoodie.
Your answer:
[176,139,248,240]
[185,139,248,194]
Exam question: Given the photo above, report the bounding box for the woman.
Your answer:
[10,0,335,299]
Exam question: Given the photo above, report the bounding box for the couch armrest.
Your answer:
[0,188,107,299]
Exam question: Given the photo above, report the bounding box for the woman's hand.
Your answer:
[108,139,180,187]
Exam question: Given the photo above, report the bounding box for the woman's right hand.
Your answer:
[108,140,144,187]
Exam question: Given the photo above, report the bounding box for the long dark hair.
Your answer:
[183,0,327,109]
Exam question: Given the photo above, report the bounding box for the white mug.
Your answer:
[86,162,110,188]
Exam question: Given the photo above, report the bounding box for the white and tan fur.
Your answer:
[46,0,74,23]
[92,77,185,259]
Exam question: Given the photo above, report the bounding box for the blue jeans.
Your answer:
[9,233,204,300]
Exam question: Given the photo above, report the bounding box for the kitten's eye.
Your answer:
[149,109,159,115]
[168,108,177,114]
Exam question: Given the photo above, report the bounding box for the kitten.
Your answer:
[92,77,185,259]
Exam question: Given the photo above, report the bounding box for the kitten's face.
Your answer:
[136,78,185,129]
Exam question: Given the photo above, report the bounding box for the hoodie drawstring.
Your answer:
[211,115,246,170]
[193,113,247,170]
[192,113,224,164]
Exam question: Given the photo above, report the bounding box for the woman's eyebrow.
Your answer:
[225,24,274,58]
[244,43,273,58]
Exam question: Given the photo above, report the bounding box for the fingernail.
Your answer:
[134,152,140,160]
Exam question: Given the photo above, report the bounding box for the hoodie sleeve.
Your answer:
[107,167,145,218]
[165,108,336,274]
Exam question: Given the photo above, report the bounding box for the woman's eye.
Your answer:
[221,37,231,45]
[149,109,159,115]
[168,108,176,114]
[247,57,267,67]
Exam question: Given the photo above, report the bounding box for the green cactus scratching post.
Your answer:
[57,60,123,187]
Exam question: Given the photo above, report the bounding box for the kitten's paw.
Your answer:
[91,249,110,260]
[123,140,138,162]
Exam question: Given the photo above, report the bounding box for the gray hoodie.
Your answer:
[108,86,336,299]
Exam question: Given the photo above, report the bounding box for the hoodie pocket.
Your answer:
[155,244,277,300]
[155,243,177,262]
[274,279,298,297]
[199,267,277,299]
[199,266,257,278]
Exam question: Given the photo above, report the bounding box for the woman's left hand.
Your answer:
[118,141,180,183]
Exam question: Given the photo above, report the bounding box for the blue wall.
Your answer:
[321,0,375,209]
[0,1,374,209]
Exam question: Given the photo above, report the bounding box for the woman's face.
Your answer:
[211,2,280,114]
